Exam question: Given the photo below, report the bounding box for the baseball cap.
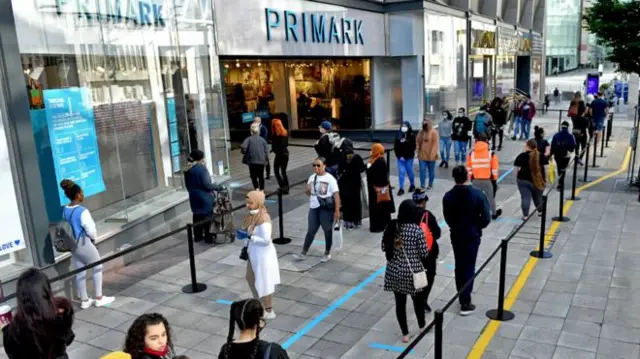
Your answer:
[561,121,570,128]
[320,120,332,130]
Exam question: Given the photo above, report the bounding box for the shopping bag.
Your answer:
[333,220,343,251]
[548,159,556,184]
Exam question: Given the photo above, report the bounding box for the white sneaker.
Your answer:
[293,253,307,261]
[80,299,94,309]
[321,254,331,263]
[264,310,277,320]
[94,296,115,307]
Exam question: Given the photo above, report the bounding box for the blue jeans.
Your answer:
[439,137,452,162]
[513,116,522,138]
[454,140,468,163]
[397,158,415,189]
[302,207,333,254]
[520,119,531,139]
[419,160,436,188]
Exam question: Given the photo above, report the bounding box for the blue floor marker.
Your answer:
[445,263,456,270]
[495,217,524,224]
[313,240,326,245]
[216,299,233,305]
[369,342,413,353]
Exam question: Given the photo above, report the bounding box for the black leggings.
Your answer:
[248,164,265,190]
[273,154,289,190]
[576,133,587,159]
[394,291,426,336]
[491,127,504,149]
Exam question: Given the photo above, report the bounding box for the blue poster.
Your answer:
[43,88,105,204]
[255,109,270,120]
[242,112,255,123]
[166,96,181,172]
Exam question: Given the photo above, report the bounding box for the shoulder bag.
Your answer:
[263,343,272,359]
[373,163,392,203]
[401,245,427,290]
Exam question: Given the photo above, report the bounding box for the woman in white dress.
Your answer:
[243,190,281,320]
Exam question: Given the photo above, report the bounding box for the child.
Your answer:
[218,299,290,359]
[124,313,174,359]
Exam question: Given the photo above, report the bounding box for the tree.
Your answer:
[583,0,640,74]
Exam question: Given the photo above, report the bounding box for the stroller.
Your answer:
[210,189,235,244]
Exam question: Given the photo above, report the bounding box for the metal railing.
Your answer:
[398,136,597,359]
[1,144,391,301]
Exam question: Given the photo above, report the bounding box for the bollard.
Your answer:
[182,224,207,294]
[606,114,613,147]
[592,135,599,168]
[570,155,580,200]
[434,309,444,359]
[553,170,570,222]
[386,148,391,167]
[581,139,590,182]
[600,127,605,157]
[530,195,552,258]
[272,189,292,245]
[557,111,562,132]
[486,239,516,321]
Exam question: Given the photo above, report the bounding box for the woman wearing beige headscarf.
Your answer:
[243,190,281,319]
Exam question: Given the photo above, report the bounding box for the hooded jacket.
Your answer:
[467,141,499,181]
[394,122,416,159]
[416,127,440,161]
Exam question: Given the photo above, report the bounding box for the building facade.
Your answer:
[0,0,545,276]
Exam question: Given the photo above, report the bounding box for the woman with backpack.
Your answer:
[568,92,588,165]
[412,190,441,312]
[60,179,115,309]
[382,200,429,343]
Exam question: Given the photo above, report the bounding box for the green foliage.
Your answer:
[583,0,640,74]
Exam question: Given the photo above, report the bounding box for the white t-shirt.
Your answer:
[307,173,339,209]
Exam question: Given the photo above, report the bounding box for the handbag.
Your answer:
[401,246,428,290]
[314,175,335,210]
[333,220,343,251]
[374,185,391,203]
[239,246,249,261]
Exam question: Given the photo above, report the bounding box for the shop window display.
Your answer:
[223,59,371,134]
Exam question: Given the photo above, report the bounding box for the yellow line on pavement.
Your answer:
[467,147,631,359]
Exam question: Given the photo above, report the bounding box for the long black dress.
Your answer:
[338,154,366,225]
[366,158,396,233]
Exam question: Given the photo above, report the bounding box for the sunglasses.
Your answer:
[312,164,322,168]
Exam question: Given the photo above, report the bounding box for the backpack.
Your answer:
[53,208,79,252]
[567,102,578,117]
[419,212,434,251]
[552,133,570,158]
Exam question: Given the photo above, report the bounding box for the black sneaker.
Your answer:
[460,303,476,316]
[492,208,503,220]
[497,146,502,151]
[408,185,416,193]
[444,161,449,169]
[397,189,405,196]
[439,161,445,168]
[427,185,433,191]
[425,303,432,313]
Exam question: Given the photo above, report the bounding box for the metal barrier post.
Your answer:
[486,239,515,321]
[592,135,599,168]
[557,110,562,132]
[553,170,570,222]
[182,224,207,294]
[600,126,606,157]
[530,195,552,258]
[606,113,613,147]
[273,188,292,245]
[434,309,444,359]
[570,154,580,200]
[581,139,590,182]
[386,149,391,168]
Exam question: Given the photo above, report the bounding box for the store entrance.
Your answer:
[470,55,494,109]
[221,58,371,141]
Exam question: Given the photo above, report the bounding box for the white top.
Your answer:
[66,204,97,240]
[244,222,280,298]
[307,173,339,209]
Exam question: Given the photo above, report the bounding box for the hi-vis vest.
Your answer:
[467,150,499,180]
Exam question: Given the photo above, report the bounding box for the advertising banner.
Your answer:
[43,87,106,205]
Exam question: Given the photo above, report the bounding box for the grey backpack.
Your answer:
[53,208,79,253]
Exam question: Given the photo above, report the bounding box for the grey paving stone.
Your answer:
[173,326,213,349]
[552,346,597,359]
[561,319,601,338]
[304,339,352,359]
[596,338,640,357]
[190,334,227,354]
[87,329,125,351]
[600,323,640,344]
[572,294,608,310]
[497,323,525,340]
[67,342,109,359]
[510,339,557,358]
[322,325,368,346]
[532,300,571,318]
[518,326,562,345]
[72,319,111,343]
[339,311,383,329]
[283,335,319,354]
[526,314,565,330]
[566,306,605,323]
[486,337,518,355]
[74,307,136,329]
[557,331,598,352]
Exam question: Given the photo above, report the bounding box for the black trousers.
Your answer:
[193,213,213,242]
[555,156,570,188]
[491,127,504,149]
[394,291,426,336]
[249,164,265,190]
[576,133,587,159]
[452,240,479,305]
[421,242,439,304]
[274,154,289,190]
[265,158,271,178]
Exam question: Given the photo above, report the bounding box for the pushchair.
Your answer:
[210,189,235,244]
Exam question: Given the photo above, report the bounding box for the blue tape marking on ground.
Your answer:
[497,166,515,182]
[496,217,524,224]
[314,240,326,245]
[216,299,233,305]
[265,199,277,204]
[369,342,413,353]
[446,264,456,270]
[281,266,387,349]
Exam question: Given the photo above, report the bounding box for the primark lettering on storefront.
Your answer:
[0,0,544,279]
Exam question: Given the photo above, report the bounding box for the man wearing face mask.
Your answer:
[452,108,472,166]
[438,111,453,168]
[488,97,507,151]
[473,106,493,141]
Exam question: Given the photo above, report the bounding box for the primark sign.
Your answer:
[37,0,213,26]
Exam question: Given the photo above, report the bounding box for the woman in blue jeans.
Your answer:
[438,111,453,168]
[416,119,439,190]
[393,121,416,196]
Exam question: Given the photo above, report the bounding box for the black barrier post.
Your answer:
[553,171,570,222]
[272,188,292,245]
[530,195,552,258]
[592,135,599,168]
[486,239,516,321]
[386,149,391,169]
[557,110,562,132]
[570,155,580,200]
[434,309,444,359]
[600,127,605,157]
[581,140,590,182]
[182,224,207,294]
[606,114,613,147]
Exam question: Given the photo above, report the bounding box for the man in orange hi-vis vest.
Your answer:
[467,133,502,220]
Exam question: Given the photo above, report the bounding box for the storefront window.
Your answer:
[531,56,542,101]
[223,58,371,136]
[469,21,496,109]
[495,57,516,97]
[11,0,228,263]
[423,12,467,121]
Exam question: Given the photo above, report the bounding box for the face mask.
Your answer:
[401,126,408,133]
[249,209,259,215]
[458,112,464,116]
[442,115,448,120]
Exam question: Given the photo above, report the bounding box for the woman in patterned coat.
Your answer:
[382,199,429,343]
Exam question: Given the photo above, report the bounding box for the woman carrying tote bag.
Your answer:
[382,199,429,343]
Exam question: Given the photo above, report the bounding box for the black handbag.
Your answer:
[239,246,249,261]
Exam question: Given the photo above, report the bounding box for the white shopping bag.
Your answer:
[333,220,343,251]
